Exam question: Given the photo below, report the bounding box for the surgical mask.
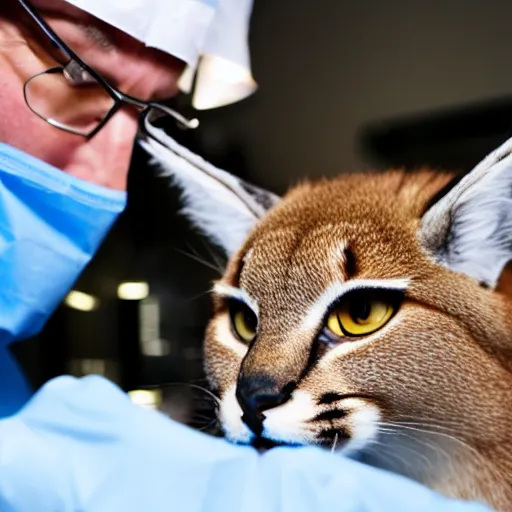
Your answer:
[0,143,125,343]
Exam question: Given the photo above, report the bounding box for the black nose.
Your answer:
[236,375,295,436]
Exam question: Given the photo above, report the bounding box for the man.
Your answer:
[0,0,254,414]
[0,1,492,511]
[1,0,255,190]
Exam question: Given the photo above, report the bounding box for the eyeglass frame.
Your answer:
[17,0,199,139]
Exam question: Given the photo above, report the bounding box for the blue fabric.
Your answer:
[0,143,126,416]
[0,375,493,512]
[0,349,33,418]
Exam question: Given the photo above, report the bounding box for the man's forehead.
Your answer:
[9,0,256,109]
[32,0,119,48]
[7,0,183,101]
[32,0,88,18]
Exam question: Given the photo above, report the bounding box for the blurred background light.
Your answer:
[64,290,99,312]
[139,297,171,356]
[128,389,162,410]
[68,359,119,382]
[118,282,149,300]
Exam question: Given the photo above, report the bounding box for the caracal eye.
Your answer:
[326,291,397,337]
[229,301,258,343]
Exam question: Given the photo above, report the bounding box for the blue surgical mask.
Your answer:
[0,143,126,416]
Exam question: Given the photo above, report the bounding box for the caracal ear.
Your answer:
[140,119,280,257]
[420,137,512,288]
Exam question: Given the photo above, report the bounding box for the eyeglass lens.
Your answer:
[24,68,116,136]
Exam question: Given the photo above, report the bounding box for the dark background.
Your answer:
[13,0,512,425]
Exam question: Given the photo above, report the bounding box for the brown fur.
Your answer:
[203,170,512,511]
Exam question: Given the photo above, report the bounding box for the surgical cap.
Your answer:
[63,0,257,110]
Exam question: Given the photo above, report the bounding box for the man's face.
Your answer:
[0,0,186,190]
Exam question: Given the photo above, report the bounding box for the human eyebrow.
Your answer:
[78,22,114,52]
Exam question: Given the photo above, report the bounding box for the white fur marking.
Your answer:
[219,385,253,444]
[243,248,254,263]
[339,398,381,456]
[320,337,372,363]
[260,392,380,453]
[320,313,399,365]
[213,283,259,316]
[302,278,410,331]
[262,391,317,444]
[213,314,248,358]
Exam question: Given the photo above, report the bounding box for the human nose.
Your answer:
[75,107,139,191]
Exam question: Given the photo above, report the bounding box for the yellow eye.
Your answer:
[230,302,258,343]
[326,293,395,337]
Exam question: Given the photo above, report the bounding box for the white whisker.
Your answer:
[364,438,421,479]
[378,421,481,461]
[176,245,223,275]
[200,238,226,275]
[377,425,448,474]
[331,433,339,453]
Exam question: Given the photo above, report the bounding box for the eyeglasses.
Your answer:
[18,0,199,139]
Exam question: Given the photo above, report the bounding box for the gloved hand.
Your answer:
[0,375,493,512]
